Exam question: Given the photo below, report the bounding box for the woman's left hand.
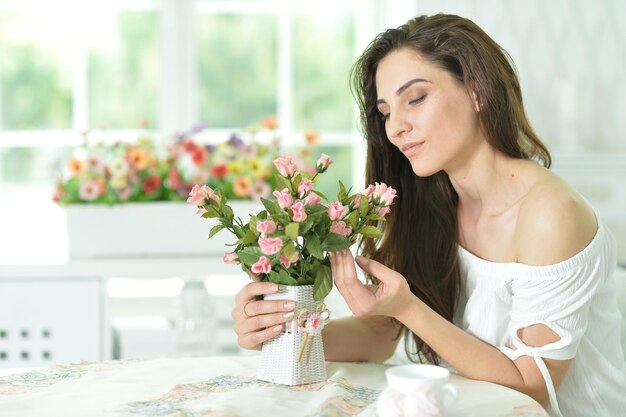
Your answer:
[329,249,416,319]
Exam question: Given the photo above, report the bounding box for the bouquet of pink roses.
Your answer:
[187,154,397,301]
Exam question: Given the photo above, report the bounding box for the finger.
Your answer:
[237,324,285,350]
[332,250,373,310]
[235,281,279,304]
[355,256,393,282]
[232,299,295,320]
[234,311,294,335]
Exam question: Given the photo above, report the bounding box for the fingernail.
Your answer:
[283,311,294,319]
[283,301,295,309]
[272,325,283,333]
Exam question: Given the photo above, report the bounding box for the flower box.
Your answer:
[64,201,263,259]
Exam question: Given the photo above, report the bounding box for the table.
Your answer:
[0,355,549,417]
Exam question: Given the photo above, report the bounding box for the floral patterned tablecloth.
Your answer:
[0,355,548,417]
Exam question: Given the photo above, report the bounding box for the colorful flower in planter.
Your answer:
[188,154,397,301]
[53,118,318,205]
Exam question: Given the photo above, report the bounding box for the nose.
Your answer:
[386,109,412,140]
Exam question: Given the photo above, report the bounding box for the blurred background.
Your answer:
[0,0,625,369]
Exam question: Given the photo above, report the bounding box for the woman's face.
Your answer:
[375,47,484,177]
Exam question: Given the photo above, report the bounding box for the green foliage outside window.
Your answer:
[196,14,278,128]
[88,12,158,129]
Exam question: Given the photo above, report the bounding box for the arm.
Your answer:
[396,296,569,406]
[330,186,597,407]
[322,315,400,362]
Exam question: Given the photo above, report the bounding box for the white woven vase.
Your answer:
[257,284,327,386]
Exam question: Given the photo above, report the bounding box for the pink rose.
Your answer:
[273,155,297,177]
[279,250,299,268]
[258,237,283,255]
[377,206,391,217]
[366,182,397,206]
[251,256,272,274]
[223,252,239,264]
[196,207,208,216]
[381,188,397,206]
[316,153,333,172]
[187,184,219,205]
[256,219,277,235]
[305,192,322,206]
[297,178,313,198]
[290,201,307,222]
[330,220,352,237]
[273,188,293,209]
[327,201,348,221]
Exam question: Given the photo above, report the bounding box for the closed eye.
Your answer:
[409,95,426,105]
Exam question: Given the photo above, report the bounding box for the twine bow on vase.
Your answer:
[292,303,330,364]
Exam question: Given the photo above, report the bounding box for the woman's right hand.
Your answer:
[232,281,296,350]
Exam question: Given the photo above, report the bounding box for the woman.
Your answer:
[232,14,626,417]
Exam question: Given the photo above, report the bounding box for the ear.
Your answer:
[468,83,482,112]
[471,90,483,112]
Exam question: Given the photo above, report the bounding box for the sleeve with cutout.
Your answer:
[498,254,613,417]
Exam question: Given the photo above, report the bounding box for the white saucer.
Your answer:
[445,405,475,417]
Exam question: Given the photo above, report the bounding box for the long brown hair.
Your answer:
[350,14,551,363]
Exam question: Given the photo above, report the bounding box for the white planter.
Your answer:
[257,285,327,386]
[64,201,263,259]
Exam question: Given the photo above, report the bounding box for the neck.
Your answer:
[446,143,527,218]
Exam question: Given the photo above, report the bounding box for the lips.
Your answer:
[401,141,425,156]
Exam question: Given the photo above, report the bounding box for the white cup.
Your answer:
[385,364,459,410]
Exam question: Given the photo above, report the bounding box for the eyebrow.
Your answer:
[376,78,431,105]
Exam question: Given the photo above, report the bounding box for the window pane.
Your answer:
[88,11,158,129]
[196,13,277,128]
[293,13,356,131]
[0,11,72,130]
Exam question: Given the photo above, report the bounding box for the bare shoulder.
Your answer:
[515,168,598,266]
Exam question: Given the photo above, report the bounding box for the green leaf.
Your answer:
[313,263,332,301]
[358,225,383,239]
[359,195,369,216]
[306,234,324,259]
[311,189,329,202]
[248,216,257,233]
[292,173,302,191]
[222,204,234,221]
[273,174,291,192]
[282,241,296,259]
[285,222,299,241]
[269,270,299,286]
[298,217,314,234]
[321,233,352,252]
[347,210,359,229]
[238,247,263,266]
[208,223,227,239]
[238,228,259,245]
[233,225,245,238]
[261,197,281,216]
[338,180,347,202]
[201,205,221,218]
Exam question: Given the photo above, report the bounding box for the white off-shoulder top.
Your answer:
[455,223,626,417]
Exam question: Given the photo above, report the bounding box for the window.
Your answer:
[0,0,384,263]
[0,1,362,188]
